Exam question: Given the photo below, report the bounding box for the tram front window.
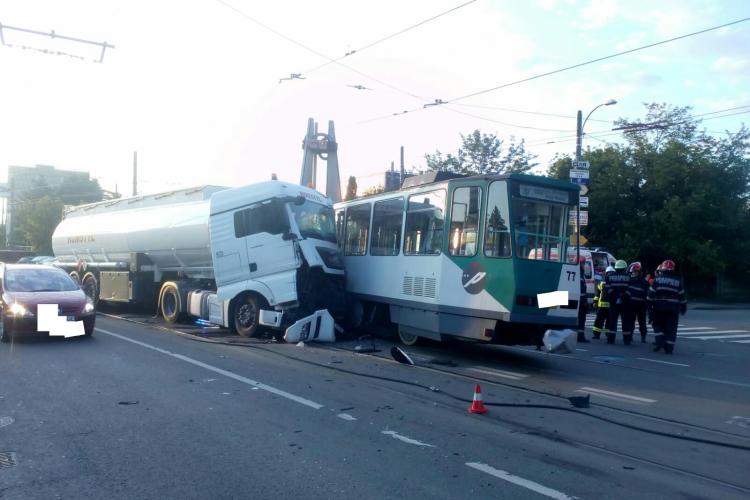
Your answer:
[512,198,569,262]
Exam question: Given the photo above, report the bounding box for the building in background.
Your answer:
[3,164,92,247]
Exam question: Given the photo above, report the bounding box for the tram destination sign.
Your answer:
[519,184,569,204]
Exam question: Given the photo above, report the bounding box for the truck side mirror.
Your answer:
[282,232,298,241]
[294,195,305,206]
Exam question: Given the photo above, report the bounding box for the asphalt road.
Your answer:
[1,308,749,499]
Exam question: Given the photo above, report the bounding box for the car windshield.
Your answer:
[290,200,337,243]
[4,268,79,292]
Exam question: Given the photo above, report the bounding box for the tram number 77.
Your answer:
[566,270,577,281]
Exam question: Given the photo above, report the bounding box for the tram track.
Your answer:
[99,312,750,494]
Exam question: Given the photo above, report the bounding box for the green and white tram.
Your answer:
[334,172,581,347]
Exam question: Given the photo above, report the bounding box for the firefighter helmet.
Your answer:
[660,259,675,272]
[605,266,615,275]
[614,259,627,270]
[628,262,642,274]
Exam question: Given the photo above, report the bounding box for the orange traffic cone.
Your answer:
[468,384,488,414]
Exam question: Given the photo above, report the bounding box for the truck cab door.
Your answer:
[238,200,298,284]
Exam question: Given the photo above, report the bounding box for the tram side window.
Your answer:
[484,182,511,257]
[404,189,446,256]
[335,209,346,248]
[449,187,481,256]
[371,198,404,256]
[345,204,371,256]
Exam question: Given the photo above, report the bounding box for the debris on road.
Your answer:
[284,309,336,343]
[118,401,139,405]
[391,346,415,365]
[568,394,590,408]
[543,329,577,354]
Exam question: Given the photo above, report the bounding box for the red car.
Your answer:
[0,264,96,342]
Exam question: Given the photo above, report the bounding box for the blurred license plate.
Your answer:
[67,316,76,321]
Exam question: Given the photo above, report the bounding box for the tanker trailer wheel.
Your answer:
[81,273,99,307]
[160,283,185,323]
[231,293,264,338]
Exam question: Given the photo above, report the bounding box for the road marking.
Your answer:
[337,413,357,421]
[679,330,748,336]
[96,328,324,410]
[466,462,574,500]
[636,357,690,367]
[726,416,750,429]
[674,327,716,331]
[467,366,529,380]
[575,348,588,352]
[381,430,436,447]
[687,376,750,388]
[685,334,750,340]
[577,386,656,404]
[731,339,750,343]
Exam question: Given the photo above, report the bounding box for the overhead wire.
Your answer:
[359,16,750,124]
[300,0,479,76]
[215,0,596,133]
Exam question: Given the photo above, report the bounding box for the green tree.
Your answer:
[345,176,358,200]
[425,130,538,175]
[362,185,385,196]
[15,196,64,254]
[548,103,750,296]
[56,176,103,205]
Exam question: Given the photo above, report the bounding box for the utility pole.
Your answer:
[132,151,137,196]
[575,111,583,262]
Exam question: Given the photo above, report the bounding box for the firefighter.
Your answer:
[648,260,687,354]
[623,262,649,343]
[576,256,590,343]
[604,259,631,344]
[591,266,614,340]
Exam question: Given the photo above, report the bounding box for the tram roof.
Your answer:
[337,172,578,205]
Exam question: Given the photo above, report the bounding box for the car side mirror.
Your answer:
[282,232,298,241]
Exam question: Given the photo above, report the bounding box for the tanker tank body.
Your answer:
[51,181,347,338]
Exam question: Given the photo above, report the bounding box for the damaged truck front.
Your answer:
[51,181,346,338]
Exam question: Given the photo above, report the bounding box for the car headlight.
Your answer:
[84,300,95,313]
[8,303,30,317]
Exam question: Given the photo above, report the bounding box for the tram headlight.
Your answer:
[316,246,344,270]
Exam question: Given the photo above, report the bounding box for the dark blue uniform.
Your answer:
[648,271,687,354]
[623,275,649,342]
[604,270,631,344]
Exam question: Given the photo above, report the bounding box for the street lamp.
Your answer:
[574,99,617,260]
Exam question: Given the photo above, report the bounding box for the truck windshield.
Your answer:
[290,201,337,243]
[512,196,571,262]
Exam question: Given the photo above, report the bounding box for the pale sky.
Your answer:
[1,0,748,197]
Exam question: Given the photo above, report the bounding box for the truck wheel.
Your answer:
[398,329,420,346]
[231,294,262,337]
[81,273,99,307]
[160,283,184,323]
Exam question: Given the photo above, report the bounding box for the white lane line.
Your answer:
[96,328,324,410]
[381,430,436,447]
[575,348,588,352]
[636,357,690,367]
[679,329,747,336]
[337,413,357,421]
[731,339,750,344]
[466,462,575,500]
[685,334,750,340]
[467,366,528,380]
[577,386,656,404]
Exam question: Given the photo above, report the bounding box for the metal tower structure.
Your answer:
[300,118,341,202]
